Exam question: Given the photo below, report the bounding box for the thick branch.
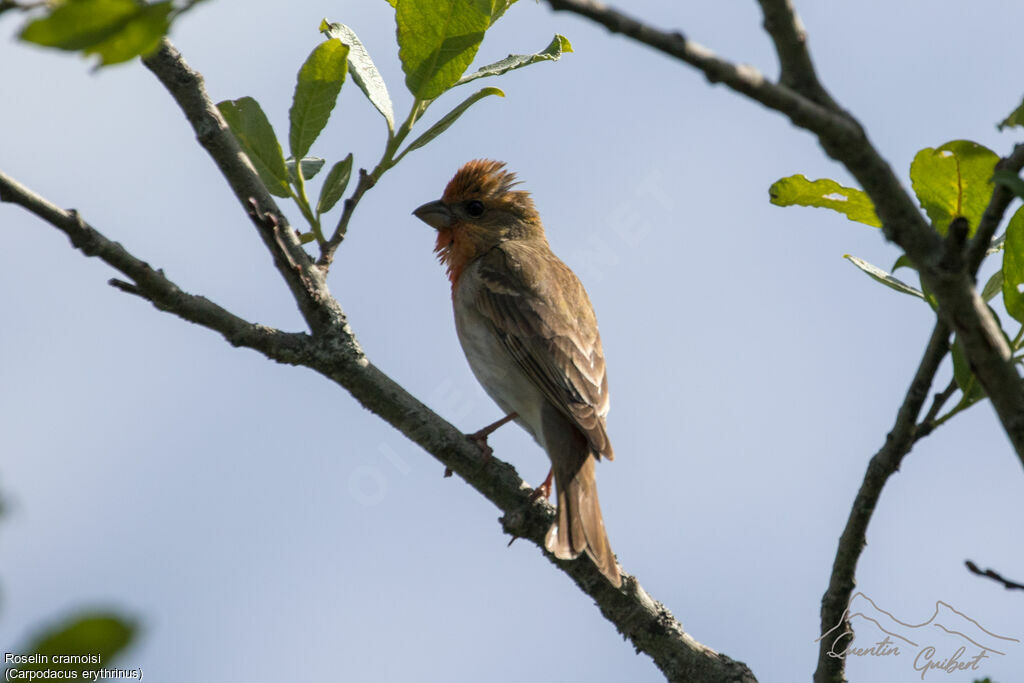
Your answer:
[545,0,1024,469]
[925,273,1024,455]
[1,168,755,683]
[813,321,950,683]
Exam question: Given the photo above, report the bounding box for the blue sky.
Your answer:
[2,1,1023,681]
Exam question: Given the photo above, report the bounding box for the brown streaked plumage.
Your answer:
[413,159,620,587]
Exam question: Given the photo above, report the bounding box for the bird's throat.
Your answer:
[434,226,473,288]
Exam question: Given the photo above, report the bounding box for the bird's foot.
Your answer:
[529,468,554,502]
[444,412,519,478]
[466,412,518,458]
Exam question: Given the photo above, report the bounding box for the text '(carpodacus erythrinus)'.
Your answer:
[413,160,621,588]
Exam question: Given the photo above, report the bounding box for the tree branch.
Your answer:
[545,0,1024,469]
[913,377,959,441]
[754,0,837,108]
[0,170,309,361]
[965,560,1024,591]
[317,168,376,268]
[814,320,950,683]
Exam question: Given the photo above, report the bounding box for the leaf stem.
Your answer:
[290,167,323,244]
[1012,325,1024,350]
[932,396,971,428]
[316,98,429,268]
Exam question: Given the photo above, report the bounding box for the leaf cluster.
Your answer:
[214,3,571,249]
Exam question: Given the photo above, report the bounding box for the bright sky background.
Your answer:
[2,1,1023,682]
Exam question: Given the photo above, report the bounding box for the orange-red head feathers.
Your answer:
[413,160,544,286]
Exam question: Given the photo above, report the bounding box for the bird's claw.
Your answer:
[464,412,517,463]
[466,430,495,459]
[529,468,554,502]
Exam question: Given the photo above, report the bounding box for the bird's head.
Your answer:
[413,159,543,285]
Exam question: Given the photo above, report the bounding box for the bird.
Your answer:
[413,159,621,588]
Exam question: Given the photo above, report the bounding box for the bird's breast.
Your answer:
[452,264,547,445]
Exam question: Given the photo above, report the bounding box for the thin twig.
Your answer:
[814,320,950,683]
[754,0,837,108]
[108,278,144,297]
[965,560,1024,591]
[317,168,376,268]
[0,171,309,362]
[914,377,959,442]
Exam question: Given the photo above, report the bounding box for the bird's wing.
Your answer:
[473,242,613,460]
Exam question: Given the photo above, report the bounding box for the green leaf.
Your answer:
[12,613,136,674]
[317,154,353,215]
[843,254,925,299]
[289,39,349,160]
[321,20,395,132]
[490,0,516,23]
[998,97,1024,130]
[299,232,318,244]
[19,0,172,66]
[951,335,987,405]
[217,97,290,198]
[982,269,1004,302]
[1001,206,1024,323]
[384,0,397,7]
[892,254,916,272]
[286,157,326,184]
[400,86,504,158]
[456,34,572,86]
[909,140,998,236]
[396,0,499,100]
[84,2,172,65]
[768,175,881,227]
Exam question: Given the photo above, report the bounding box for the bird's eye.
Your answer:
[465,200,485,217]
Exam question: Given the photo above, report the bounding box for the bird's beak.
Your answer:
[413,199,454,230]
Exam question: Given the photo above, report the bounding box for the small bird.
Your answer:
[413,160,621,587]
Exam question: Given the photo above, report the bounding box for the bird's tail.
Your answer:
[545,454,621,588]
